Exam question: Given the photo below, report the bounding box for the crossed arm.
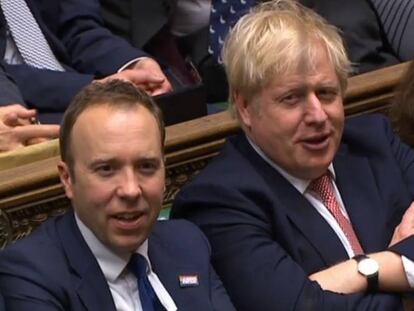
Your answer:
[172,182,414,311]
[310,202,414,294]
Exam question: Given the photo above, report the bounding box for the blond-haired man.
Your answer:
[172,1,414,310]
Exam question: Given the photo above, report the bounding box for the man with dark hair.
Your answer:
[0,80,235,311]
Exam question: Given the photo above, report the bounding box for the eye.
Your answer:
[280,94,298,105]
[137,160,160,175]
[316,88,339,102]
[279,90,305,107]
[283,94,297,102]
[94,164,115,177]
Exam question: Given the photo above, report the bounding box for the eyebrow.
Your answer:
[88,158,117,169]
[89,156,162,167]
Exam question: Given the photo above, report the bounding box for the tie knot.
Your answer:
[308,173,332,197]
[128,253,148,280]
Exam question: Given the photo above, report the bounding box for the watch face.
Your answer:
[359,258,379,276]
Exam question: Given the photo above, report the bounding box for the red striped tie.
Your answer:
[309,173,364,255]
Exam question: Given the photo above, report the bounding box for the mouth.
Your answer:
[111,211,145,231]
[300,133,331,151]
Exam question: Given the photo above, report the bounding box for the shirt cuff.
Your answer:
[401,255,414,288]
[117,57,150,72]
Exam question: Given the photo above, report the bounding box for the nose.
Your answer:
[117,169,142,201]
[304,93,328,125]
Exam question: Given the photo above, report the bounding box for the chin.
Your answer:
[301,162,331,179]
[112,238,145,254]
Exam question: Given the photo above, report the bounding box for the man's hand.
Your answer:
[390,202,414,247]
[131,57,172,95]
[0,104,60,152]
[98,58,172,96]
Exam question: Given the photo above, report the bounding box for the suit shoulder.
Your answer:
[342,114,396,148]
[151,220,210,250]
[0,216,67,281]
[344,114,391,136]
[153,219,205,238]
[1,215,62,255]
[178,134,263,191]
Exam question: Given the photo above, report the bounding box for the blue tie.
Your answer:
[209,0,256,63]
[128,254,164,311]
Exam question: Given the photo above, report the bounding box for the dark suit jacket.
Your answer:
[0,211,235,311]
[100,0,176,49]
[0,61,23,105]
[0,0,146,123]
[304,0,400,74]
[0,293,4,311]
[171,114,414,311]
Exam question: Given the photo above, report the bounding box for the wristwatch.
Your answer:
[353,254,379,292]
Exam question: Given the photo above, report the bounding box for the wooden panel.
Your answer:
[0,61,409,248]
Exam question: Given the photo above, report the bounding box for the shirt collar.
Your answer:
[245,134,336,194]
[75,213,152,282]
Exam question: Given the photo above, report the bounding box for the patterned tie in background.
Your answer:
[370,0,414,56]
[128,253,164,311]
[1,0,64,71]
[209,0,256,63]
[308,173,364,255]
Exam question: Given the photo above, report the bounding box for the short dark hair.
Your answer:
[60,80,165,172]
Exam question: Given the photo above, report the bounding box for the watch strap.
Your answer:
[353,254,379,292]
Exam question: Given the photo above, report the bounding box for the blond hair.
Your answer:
[222,0,350,111]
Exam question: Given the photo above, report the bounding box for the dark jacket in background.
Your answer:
[0,0,147,123]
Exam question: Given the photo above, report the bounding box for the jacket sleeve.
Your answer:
[57,0,148,76]
[384,115,414,260]
[0,61,24,106]
[4,63,93,113]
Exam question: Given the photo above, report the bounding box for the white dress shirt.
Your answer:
[246,135,414,287]
[75,215,177,311]
[4,32,24,65]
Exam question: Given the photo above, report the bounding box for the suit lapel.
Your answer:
[57,212,117,311]
[334,148,388,253]
[147,231,187,306]
[147,225,212,311]
[265,167,349,265]
[237,135,348,266]
[75,270,117,311]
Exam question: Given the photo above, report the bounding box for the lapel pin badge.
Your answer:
[179,275,199,288]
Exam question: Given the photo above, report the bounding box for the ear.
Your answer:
[58,161,74,199]
[233,92,253,128]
